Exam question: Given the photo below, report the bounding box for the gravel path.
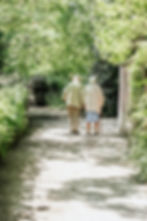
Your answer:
[0,110,147,221]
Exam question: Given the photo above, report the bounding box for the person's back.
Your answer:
[85,82,104,114]
[63,75,83,134]
[84,76,105,135]
[63,81,83,109]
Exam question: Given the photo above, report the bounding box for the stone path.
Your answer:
[0,110,147,221]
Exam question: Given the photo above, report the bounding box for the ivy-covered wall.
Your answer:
[129,44,147,181]
[94,0,147,181]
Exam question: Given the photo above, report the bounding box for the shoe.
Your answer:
[94,131,99,136]
[86,131,91,136]
[72,130,80,135]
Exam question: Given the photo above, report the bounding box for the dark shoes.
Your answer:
[71,130,80,135]
[70,130,99,136]
[94,131,99,136]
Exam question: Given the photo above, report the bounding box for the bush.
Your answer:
[131,95,147,182]
[129,44,147,181]
[0,84,28,157]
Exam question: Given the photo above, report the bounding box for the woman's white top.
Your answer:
[84,83,105,113]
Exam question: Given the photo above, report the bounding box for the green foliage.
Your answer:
[94,0,147,180]
[0,0,146,171]
[0,0,96,157]
[129,43,147,105]
[0,0,119,116]
[0,85,28,157]
[131,95,147,182]
[94,0,147,64]
[0,0,95,80]
[129,44,147,181]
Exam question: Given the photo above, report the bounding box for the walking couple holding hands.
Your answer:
[63,75,105,135]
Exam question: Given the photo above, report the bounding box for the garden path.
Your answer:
[0,108,147,221]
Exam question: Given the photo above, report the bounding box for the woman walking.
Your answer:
[84,76,105,135]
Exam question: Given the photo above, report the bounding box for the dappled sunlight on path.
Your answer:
[0,111,147,221]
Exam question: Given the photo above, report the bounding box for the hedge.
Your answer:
[0,84,28,157]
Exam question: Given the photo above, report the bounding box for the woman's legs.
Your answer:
[94,121,100,134]
[86,122,99,134]
[86,122,91,134]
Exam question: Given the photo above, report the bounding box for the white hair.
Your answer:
[72,75,81,84]
[89,76,97,83]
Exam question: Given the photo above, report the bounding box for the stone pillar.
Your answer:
[118,66,130,133]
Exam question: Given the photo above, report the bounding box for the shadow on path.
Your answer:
[0,113,147,221]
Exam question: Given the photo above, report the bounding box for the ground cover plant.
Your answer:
[0,85,28,157]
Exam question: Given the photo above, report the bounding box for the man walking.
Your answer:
[63,75,83,134]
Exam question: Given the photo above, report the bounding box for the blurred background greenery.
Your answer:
[0,0,147,181]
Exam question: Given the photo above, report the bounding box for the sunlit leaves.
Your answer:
[94,0,147,180]
[94,0,147,64]
[0,0,95,80]
[0,85,28,157]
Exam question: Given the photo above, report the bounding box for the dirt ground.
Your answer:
[0,108,147,221]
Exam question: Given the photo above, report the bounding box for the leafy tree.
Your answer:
[0,0,95,82]
[0,85,28,157]
[94,0,147,180]
[0,0,97,156]
[94,0,147,65]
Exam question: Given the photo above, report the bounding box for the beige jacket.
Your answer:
[63,81,83,109]
[84,83,105,114]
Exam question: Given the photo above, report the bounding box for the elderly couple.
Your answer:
[63,75,105,135]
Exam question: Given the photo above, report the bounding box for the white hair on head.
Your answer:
[89,76,97,83]
[72,75,80,84]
